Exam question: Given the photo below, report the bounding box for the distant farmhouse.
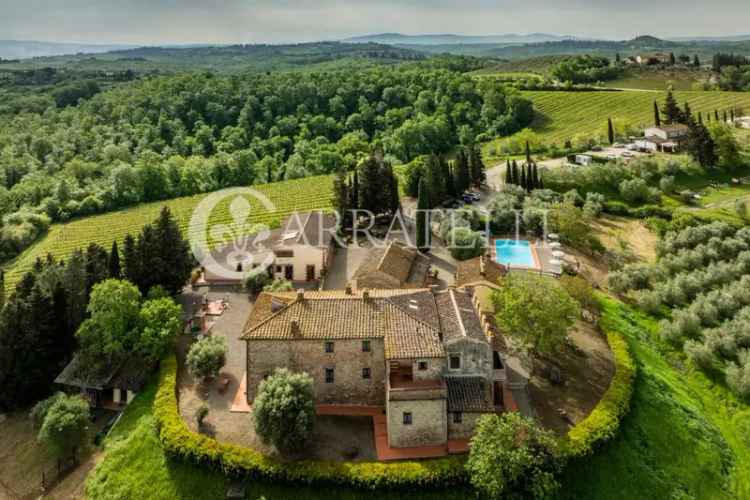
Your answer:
[241,284,510,450]
[635,124,689,153]
[202,211,337,285]
[351,240,431,290]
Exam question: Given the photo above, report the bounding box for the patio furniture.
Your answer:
[549,241,562,249]
[552,250,566,258]
[549,259,563,266]
[548,233,559,240]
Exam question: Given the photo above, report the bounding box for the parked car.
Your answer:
[465,191,481,201]
[461,194,475,204]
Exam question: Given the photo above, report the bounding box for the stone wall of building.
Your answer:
[444,337,493,379]
[386,398,447,448]
[411,357,446,381]
[246,337,385,405]
[447,411,484,440]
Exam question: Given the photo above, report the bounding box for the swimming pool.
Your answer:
[494,239,536,268]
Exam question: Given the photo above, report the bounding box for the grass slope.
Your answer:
[518,90,750,145]
[2,175,334,291]
[84,381,227,500]
[560,298,750,500]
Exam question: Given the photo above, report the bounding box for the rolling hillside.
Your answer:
[518,90,750,144]
[2,175,335,292]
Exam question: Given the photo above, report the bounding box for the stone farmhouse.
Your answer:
[635,124,689,153]
[241,285,509,449]
[351,240,431,290]
[202,211,337,285]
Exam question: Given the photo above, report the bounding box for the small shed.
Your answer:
[55,354,156,410]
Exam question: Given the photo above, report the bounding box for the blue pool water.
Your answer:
[495,239,536,267]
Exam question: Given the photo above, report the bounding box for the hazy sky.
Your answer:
[2,0,750,44]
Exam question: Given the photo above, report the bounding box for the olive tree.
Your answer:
[31,393,90,456]
[253,368,315,453]
[186,336,227,382]
[467,413,561,499]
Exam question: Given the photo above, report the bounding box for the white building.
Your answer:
[635,124,689,153]
[203,211,337,285]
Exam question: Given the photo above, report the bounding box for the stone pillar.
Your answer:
[112,388,121,404]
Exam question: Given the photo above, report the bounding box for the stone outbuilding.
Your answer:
[350,240,431,290]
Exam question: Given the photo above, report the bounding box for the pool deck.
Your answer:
[489,237,562,276]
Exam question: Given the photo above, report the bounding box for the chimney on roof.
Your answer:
[345,284,352,295]
[291,319,301,337]
[296,289,305,302]
[271,298,284,313]
[362,289,370,301]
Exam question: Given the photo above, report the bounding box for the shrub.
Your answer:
[467,413,561,500]
[447,227,486,261]
[619,178,659,205]
[560,275,599,314]
[253,368,315,453]
[195,403,209,427]
[659,175,676,193]
[684,340,716,371]
[725,350,750,399]
[263,278,294,292]
[582,192,605,218]
[244,271,272,294]
[186,336,227,382]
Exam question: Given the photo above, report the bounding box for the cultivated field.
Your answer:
[518,90,750,145]
[3,175,335,291]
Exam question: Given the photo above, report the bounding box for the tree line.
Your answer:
[0,207,192,410]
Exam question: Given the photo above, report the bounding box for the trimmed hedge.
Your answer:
[561,314,636,457]
[153,356,467,490]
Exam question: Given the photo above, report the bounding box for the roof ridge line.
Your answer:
[449,289,467,338]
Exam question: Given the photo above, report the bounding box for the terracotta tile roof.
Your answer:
[435,289,487,344]
[352,241,430,289]
[241,289,446,359]
[455,255,507,288]
[445,377,494,412]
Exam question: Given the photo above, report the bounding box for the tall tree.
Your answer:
[654,101,661,126]
[505,160,512,186]
[662,90,683,125]
[715,110,720,122]
[122,234,139,287]
[468,146,486,187]
[607,118,615,145]
[686,116,718,168]
[424,154,447,208]
[350,169,359,209]
[416,178,430,251]
[108,240,121,279]
[332,168,350,222]
[84,243,109,299]
[454,149,470,194]
[520,164,528,192]
[525,141,532,166]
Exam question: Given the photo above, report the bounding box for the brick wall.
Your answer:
[386,398,447,448]
[246,337,385,405]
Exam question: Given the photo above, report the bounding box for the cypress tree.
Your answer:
[698,112,703,124]
[108,240,121,279]
[63,249,87,336]
[416,178,430,251]
[520,164,528,192]
[532,162,540,190]
[662,90,682,124]
[350,170,359,210]
[525,141,532,166]
[715,110,720,122]
[505,160,513,184]
[152,206,193,295]
[442,156,455,198]
[84,243,109,298]
[607,118,615,145]
[724,110,729,123]
[333,168,350,224]
[123,234,139,286]
[0,270,4,310]
[683,102,692,122]
[654,101,661,126]
[512,160,520,186]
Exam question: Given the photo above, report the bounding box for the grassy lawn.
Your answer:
[559,298,750,500]
[84,380,228,500]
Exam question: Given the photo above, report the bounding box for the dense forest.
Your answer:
[0,58,533,263]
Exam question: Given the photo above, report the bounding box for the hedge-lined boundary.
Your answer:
[153,356,467,490]
[561,318,636,457]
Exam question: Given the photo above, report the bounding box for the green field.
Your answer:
[513,90,750,145]
[2,175,334,291]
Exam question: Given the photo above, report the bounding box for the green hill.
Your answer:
[2,175,334,292]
